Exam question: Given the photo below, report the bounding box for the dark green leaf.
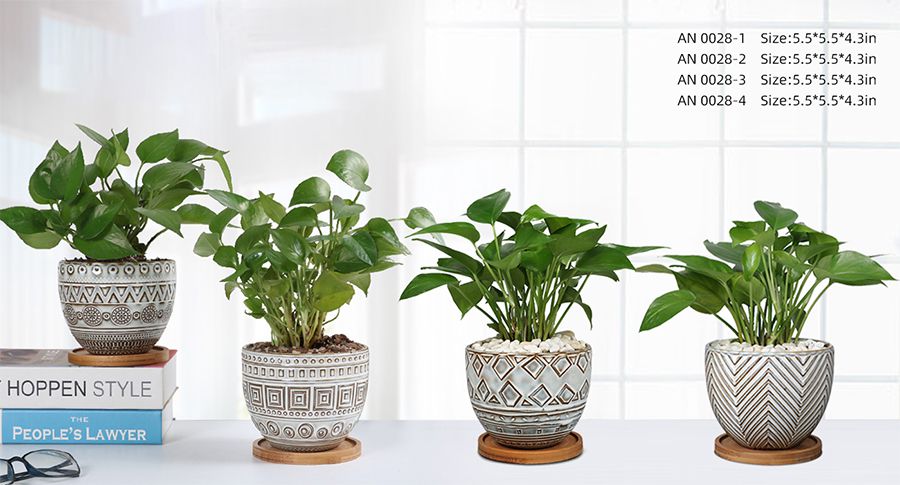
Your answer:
[142,162,198,191]
[213,245,239,268]
[75,124,111,150]
[146,188,202,210]
[19,231,62,249]
[326,149,370,192]
[412,222,480,244]
[211,151,233,191]
[136,129,179,164]
[548,226,606,256]
[280,206,318,228]
[520,204,556,223]
[177,204,217,225]
[290,177,331,205]
[50,144,85,201]
[168,139,215,162]
[400,273,458,300]
[235,224,270,253]
[78,201,123,240]
[673,270,726,314]
[448,281,483,317]
[640,290,696,332]
[754,201,798,230]
[413,238,482,274]
[209,208,238,234]
[206,189,250,213]
[135,208,182,236]
[576,246,633,273]
[667,255,734,282]
[257,192,286,224]
[0,207,46,235]
[742,242,762,280]
[73,226,137,260]
[466,189,510,224]
[814,251,895,285]
[704,240,744,265]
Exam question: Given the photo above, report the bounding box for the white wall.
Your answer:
[1,0,898,421]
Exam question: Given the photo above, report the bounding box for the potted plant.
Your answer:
[640,201,894,452]
[196,150,406,453]
[0,124,231,355]
[401,190,656,450]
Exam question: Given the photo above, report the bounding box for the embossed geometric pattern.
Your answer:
[705,340,834,450]
[242,346,369,452]
[58,259,176,355]
[466,344,592,449]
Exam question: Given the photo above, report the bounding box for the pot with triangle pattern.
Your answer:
[465,342,592,449]
[58,259,176,355]
[705,339,834,450]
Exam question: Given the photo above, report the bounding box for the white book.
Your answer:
[0,349,176,410]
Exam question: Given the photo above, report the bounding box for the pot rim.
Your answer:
[60,258,176,265]
[241,341,369,356]
[466,339,591,356]
[706,338,832,355]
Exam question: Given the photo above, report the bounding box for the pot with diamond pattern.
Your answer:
[58,259,176,355]
[241,344,369,452]
[465,342,592,449]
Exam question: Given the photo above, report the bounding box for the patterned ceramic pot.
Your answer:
[241,344,369,452]
[705,339,834,450]
[465,342,592,449]
[58,259,176,355]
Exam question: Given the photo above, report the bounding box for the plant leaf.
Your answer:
[78,201,123,240]
[326,149,370,192]
[193,232,221,257]
[257,192,286,224]
[19,231,62,249]
[640,290,696,332]
[290,177,331,205]
[466,189,510,224]
[50,144,85,202]
[73,226,137,260]
[75,124,112,150]
[400,273,458,300]
[576,246,633,273]
[448,281,483,317]
[412,222,479,244]
[177,204,217,225]
[754,201,798,230]
[136,129,179,164]
[742,242,762,281]
[142,162,199,191]
[0,207,47,235]
[135,208,183,236]
[206,189,250,214]
[312,271,355,312]
[280,206,318,228]
[814,251,895,285]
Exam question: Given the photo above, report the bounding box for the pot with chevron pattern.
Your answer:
[59,259,176,355]
[705,339,834,450]
[465,342,592,449]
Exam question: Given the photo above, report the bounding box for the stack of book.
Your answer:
[0,349,177,444]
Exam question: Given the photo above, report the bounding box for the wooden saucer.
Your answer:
[478,432,583,465]
[68,346,170,367]
[714,434,821,465]
[252,438,361,465]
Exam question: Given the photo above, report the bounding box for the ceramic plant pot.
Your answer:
[58,259,176,355]
[465,342,592,449]
[705,339,834,450]
[241,345,369,452]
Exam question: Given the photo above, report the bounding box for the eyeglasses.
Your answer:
[1,450,80,483]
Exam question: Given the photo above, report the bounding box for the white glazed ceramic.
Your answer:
[58,259,176,355]
[241,344,369,452]
[705,339,834,449]
[466,342,592,449]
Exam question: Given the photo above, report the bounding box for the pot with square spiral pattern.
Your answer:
[705,339,834,450]
[58,259,176,355]
[241,344,369,452]
[466,342,592,449]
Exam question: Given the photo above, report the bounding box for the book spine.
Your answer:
[0,406,171,444]
[0,355,176,410]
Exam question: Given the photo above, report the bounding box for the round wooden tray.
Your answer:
[68,347,170,367]
[252,438,361,465]
[478,432,583,465]
[714,434,822,465]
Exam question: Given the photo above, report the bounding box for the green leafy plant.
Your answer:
[639,201,895,345]
[195,150,406,348]
[400,189,659,341]
[0,124,232,260]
